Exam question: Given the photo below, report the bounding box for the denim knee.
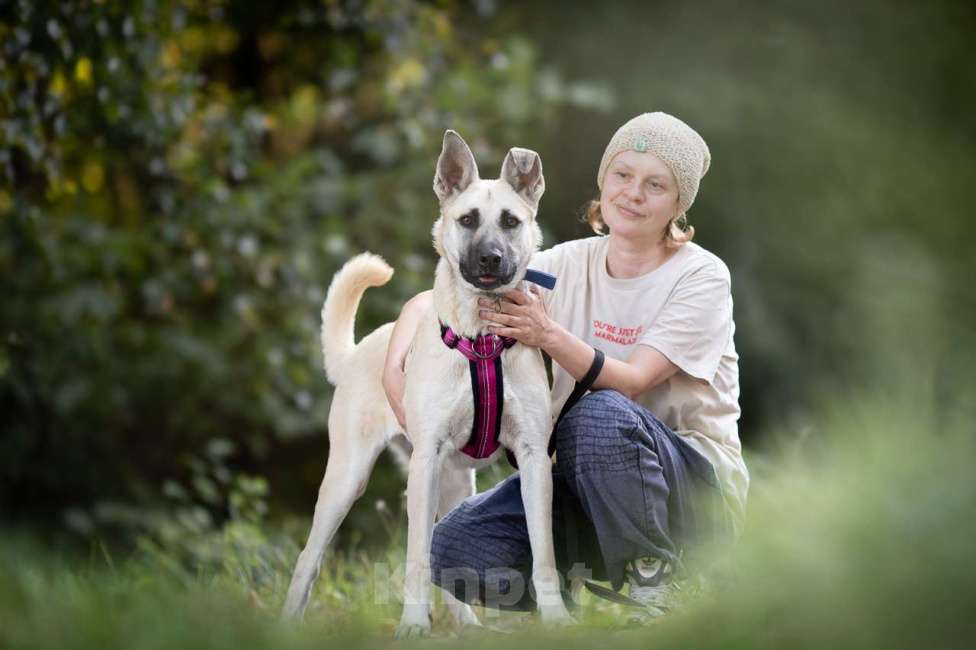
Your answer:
[430,515,467,574]
[555,389,646,479]
[430,515,473,597]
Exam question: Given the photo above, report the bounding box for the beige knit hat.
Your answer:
[597,112,711,215]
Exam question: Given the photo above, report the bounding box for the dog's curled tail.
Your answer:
[320,252,393,385]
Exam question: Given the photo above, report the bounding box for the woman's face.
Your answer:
[599,150,679,243]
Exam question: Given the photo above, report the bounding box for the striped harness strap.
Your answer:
[440,323,517,460]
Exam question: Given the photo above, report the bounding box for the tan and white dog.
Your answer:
[281,131,573,636]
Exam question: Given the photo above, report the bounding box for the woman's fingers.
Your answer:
[501,288,529,305]
[475,285,548,346]
[480,309,520,326]
[478,287,540,313]
[478,297,509,314]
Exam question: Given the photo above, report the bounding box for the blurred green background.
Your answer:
[2,1,975,636]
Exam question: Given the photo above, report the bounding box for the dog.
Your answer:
[281,131,574,636]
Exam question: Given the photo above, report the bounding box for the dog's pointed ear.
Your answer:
[501,147,545,211]
[434,130,480,203]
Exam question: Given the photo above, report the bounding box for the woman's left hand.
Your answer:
[478,285,556,349]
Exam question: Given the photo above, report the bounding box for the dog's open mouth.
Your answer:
[460,263,513,291]
[471,273,511,290]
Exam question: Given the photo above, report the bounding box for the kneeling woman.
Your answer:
[383,112,748,621]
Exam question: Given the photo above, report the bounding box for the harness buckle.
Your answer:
[469,333,501,360]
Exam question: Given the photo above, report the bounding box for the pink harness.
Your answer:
[440,323,517,459]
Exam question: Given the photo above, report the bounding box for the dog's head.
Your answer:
[431,130,545,293]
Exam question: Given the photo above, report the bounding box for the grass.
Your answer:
[2,390,974,649]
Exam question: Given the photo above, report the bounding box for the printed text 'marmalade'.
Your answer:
[592,319,643,346]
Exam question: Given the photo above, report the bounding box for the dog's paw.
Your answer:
[455,619,485,636]
[539,607,577,628]
[394,622,431,639]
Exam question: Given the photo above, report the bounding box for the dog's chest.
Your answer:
[406,342,541,450]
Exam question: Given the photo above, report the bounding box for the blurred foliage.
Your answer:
[0,0,607,532]
[510,0,976,437]
[2,0,975,558]
[1,388,974,646]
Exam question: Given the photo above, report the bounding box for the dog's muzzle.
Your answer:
[460,248,515,290]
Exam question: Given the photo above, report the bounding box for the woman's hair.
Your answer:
[580,199,695,248]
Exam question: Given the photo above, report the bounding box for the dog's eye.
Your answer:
[502,215,520,229]
[457,210,478,228]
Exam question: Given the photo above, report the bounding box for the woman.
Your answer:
[382,112,748,621]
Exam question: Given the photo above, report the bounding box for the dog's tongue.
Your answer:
[475,269,556,289]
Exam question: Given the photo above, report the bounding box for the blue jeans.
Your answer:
[429,389,728,610]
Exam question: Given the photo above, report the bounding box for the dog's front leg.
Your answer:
[514,441,576,627]
[437,463,482,629]
[395,442,442,639]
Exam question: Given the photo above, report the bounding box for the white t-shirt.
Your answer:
[532,236,749,531]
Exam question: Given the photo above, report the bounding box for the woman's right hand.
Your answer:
[382,290,433,433]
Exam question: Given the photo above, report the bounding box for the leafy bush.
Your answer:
[0,1,607,529]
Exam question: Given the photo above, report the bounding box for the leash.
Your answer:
[441,295,639,608]
[548,348,605,458]
[547,346,674,611]
[438,267,607,467]
[439,269,650,608]
[582,580,647,608]
[505,347,605,469]
[438,267,563,465]
[441,327,607,464]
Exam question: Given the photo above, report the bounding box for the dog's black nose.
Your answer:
[479,250,503,274]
